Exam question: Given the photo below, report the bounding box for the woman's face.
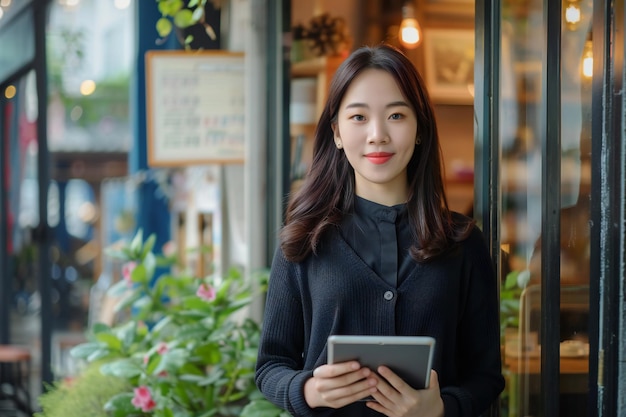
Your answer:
[332,69,418,205]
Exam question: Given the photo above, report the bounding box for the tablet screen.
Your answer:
[327,335,435,390]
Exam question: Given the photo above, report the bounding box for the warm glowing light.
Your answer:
[0,0,11,7]
[582,56,593,78]
[399,3,422,49]
[79,80,96,96]
[565,5,581,24]
[564,2,582,30]
[4,85,16,99]
[582,40,593,79]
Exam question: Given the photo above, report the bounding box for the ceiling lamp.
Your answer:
[399,2,422,49]
[581,38,593,79]
[564,0,582,30]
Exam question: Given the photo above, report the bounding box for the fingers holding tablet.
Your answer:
[304,361,379,408]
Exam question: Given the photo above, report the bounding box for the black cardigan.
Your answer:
[255,225,504,417]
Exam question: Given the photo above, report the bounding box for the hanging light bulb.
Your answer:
[581,39,593,79]
[399,2,422,49]
[564,0,582,30]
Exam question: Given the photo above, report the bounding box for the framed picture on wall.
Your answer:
[423,28,475,105]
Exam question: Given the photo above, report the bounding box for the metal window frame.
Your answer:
[475,0,624,415]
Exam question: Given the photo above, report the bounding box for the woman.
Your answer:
[255,44,504,417]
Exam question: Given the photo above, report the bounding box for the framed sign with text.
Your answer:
[145,50,245,166]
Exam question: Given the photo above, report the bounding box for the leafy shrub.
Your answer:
[40,230,287,417]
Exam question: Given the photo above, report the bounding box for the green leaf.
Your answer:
[182,296,212,311]
[159,408,175,417]
[104,247,130,261]
[191,6,204,23]
[173,9,194,28]
[107,279,130,297]
[69,342,102,359]
[240,399,286,417]
[95,332,123,351]
[87,348,112,363]
[184,34,194,46]
[91,322,112,334]
[142,233,157,258]
[114,320,138,349]
[156,17,173,38]
[114,290,142,313]
[142,251,157,282]
[103,392,136,414]
[177,322,211,341]
[197,411,218,417]
[132,294,153,312]
[129,229,144,256]
[131,263,148,284]
[101,359,143,378]
[196,369,225,386]
[158,0,184,16]
[504,270,519,290]
[154,348,188,375]
[151,315,173,334]
[179,362,204,375]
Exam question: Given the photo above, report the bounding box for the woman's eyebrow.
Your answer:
[386,101,411,108]
[343,101,410,109]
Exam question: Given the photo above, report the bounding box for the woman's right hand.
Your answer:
[304,361,379,409]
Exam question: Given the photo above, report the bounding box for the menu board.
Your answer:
[145,50,245,166]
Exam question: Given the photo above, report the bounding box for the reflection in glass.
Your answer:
[499,1,592,416]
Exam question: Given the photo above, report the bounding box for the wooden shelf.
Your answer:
[291,55,344,121]
[289,55,345,197]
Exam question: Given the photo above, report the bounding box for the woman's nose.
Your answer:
[367,120,390,144]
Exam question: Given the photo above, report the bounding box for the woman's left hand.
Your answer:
[366,368,444,417]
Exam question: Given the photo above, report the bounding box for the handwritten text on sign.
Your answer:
[146,52,245,166]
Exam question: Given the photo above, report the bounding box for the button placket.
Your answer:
[378,209,398,288]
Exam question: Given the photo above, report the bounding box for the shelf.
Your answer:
[291,55,344,78]
[291,55,344,121]
[289,56,345,198]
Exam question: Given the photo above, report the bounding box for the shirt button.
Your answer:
[384,291,394,300]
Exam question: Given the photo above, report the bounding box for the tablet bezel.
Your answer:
[327,335,436,390]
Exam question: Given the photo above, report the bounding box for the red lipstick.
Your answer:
[365,152,393,164]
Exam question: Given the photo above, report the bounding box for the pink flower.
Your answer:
[131,386,156,412]
[162,241,176,257]
[156,342,168,355]
[143,354,150,365]
[122,261,137,287]
[196,283,216,302]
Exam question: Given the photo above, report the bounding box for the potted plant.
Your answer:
[155,0,220,50]
[36,230,287,417]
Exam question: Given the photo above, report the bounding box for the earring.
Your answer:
[415,137,421,145]
[336,142,343,149]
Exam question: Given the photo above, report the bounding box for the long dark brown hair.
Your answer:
[281,44,473,262]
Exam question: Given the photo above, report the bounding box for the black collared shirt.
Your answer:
[339,196,414,287]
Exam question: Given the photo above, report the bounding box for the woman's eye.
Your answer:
[389,113,404,120]
[351,114,366,121]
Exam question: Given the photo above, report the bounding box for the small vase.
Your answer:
[291,39,314,63]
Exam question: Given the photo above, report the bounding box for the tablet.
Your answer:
[327,335,435,390]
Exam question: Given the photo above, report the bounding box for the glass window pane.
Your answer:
[500,1,592,416]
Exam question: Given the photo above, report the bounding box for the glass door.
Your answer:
[476,0,625,415]
[499,0,593,414]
